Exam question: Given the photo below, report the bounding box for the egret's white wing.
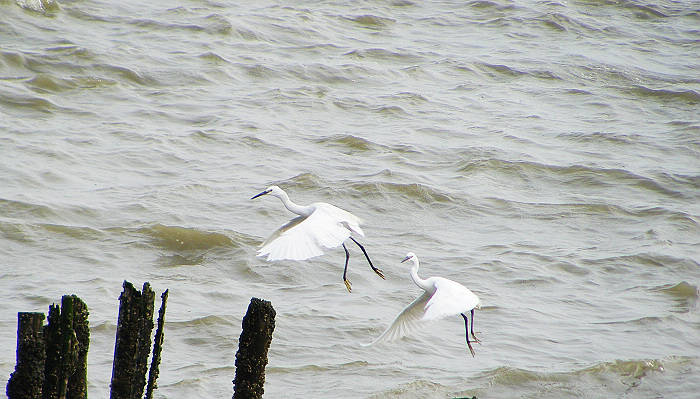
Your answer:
[258,215,324,261]
[259,215,306,249]
[422,278,481,321]
[309,204,363,248]
[313,203,364,237]
[365,291,432,346]
[258,204,362,261]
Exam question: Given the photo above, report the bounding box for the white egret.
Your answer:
[251,186,384,292]
[368,252,482,356]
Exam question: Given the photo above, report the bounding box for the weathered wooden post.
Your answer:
[7,283,167,399]
[110,281,156,399]
[67,296,90,399]
[43,295,90,399]
[7,295,89,399]
[6,312,46,399]
[233,298,276,399]
[144,289,168,399]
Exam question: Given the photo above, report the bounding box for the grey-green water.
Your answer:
[1,0,699,398]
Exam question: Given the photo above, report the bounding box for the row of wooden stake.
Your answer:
[6,281,276,399]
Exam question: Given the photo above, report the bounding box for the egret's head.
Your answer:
[401,252,416,263]
[252,185,283,200]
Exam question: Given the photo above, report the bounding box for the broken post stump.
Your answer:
[44,295,90,399]
[7,283,167,399]
[110,281,155,399]
[233,298,276,399]
[66,295,90,399]
[7,295,89,399]
[6,312,46,399]
[144,289,168,399]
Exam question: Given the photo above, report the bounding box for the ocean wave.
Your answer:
[168,314,239,328]
[368,380,450,399]
[95,64,157,86]
[348,15,396,29]
[130,14,232,36]
[456,159,687,198]
[24,73,117,92]
[556,131,641,145]
[138,223,243,251]
[253,173,455,212]
[275,172,325,190]
[0,90,57,113]
[343,48,424,63]
[287,63,360,84]
[38,223,104,239]
[0,197,59,220]
[197,52,229,64]
[446,357,690,399]
[0,204,108,243]
[578,0,671,18]
[14,0,59,13]
[268,360,370,374]
[479,199,698,226]
[474,62,526,78]
[628,86,700,104]
[349,181,454,204]
[315,134,377,152]
[24,73,76,92]
[657,281,699,300]
[581,253,699,270]
[655,281,699,313]
[1,46,154,89]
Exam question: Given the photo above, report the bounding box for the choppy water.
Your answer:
[1,0,699,398]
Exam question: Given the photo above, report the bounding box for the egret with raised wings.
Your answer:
[368,252,482,356]
[251,186,384,292]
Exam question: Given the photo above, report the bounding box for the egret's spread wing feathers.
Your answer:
[307,205,356,248]
[423,278,481,321]
[314,203,364,237]
[257,215,325,261]
[366,291,432,346]
[257,204,363,261]
[259,215,307,249]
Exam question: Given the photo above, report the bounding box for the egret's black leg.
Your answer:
[462,313,476,357]
[470,308,481,343]
[349,237,384,279]
[342,243,352,292]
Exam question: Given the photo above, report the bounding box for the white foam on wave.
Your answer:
[15,0,58,12]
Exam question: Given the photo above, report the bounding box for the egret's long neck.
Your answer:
[409,259,433,292]
[277,192,313,217]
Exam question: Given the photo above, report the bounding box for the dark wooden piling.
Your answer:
[67,296,90,399]
[8,283,167,399]
[233,298,276,399]
[43,295,90,399]
[43,303,63,399]
[6,312,46,399]
[110,281,155,399]
[7,296,89,399]
[144,289,168,399]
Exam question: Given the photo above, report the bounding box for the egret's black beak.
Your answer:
[251,189,271,200]
[401,255,412,263]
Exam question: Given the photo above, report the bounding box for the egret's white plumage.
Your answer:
[368,252,482,356]
[251,186,384,291]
